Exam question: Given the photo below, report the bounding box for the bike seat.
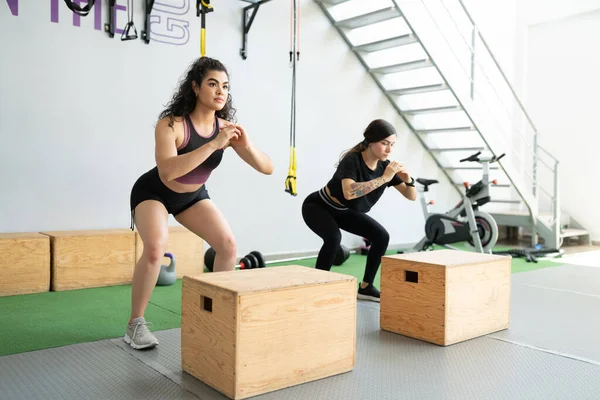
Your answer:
[417,178,439,186]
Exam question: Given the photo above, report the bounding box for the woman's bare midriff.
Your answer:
[325,186,345,207]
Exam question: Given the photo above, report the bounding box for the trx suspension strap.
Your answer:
[121,0,138,41]
[197,0,214,56]
[105,0,137,40]
[285,0,300,196]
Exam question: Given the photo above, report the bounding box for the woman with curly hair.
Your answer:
[126,57,274,350]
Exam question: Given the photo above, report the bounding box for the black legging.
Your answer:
[301,191,390,284]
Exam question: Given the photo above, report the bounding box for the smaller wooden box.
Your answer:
[0,233,50,297]
[135,225,204,278]
[182,265,357,399]
[381,249,511,346]
[41,229,135,291]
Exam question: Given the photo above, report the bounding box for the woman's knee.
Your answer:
[142,235,169,265]
[213,234,237,260]
[325,230,342,246]
[371,228,390,248]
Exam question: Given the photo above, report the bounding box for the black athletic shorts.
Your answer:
[129,166,210,229]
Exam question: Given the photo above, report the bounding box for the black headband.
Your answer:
[363,120,396,146]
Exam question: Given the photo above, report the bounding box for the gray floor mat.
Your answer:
[548,250,600,268]
[3,268,600,400]
[110,329,225,399]
[0,339,200,400]
[490,281,600,364]
[512,264,600,297]
[112,302,600,400]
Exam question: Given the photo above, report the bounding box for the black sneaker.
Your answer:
[357,283,380,302]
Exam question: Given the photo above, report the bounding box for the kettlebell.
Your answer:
[156,252,176,286]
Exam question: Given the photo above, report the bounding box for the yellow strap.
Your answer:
[201,28,206,57]
[285,147,297,196]
[199,1,213,57]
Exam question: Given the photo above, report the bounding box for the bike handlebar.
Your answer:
[459,151,506,164]
[459,151,482,163]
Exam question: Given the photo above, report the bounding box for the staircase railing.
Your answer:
[394,0,560,232]
[454,0,559,228]
[536,144,560,233]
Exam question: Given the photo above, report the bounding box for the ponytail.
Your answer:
[336,140,368,167]
[335,119,396,167]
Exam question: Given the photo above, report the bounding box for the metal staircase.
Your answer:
[314,0,591,249]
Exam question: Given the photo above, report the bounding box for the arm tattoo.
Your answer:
[348,177,387,199]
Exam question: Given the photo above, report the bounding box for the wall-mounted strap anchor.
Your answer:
[240,0,274,60]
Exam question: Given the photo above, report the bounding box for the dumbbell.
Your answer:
[332,245,351,266]
[332,243,368,265]
[204,247,266,272]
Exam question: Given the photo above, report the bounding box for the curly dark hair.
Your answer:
[158,57,237,127]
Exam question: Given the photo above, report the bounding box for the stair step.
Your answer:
[403,105,463,115]
[454,182,511,188]
[561,228,589,238]
[415,126,475,134]
[489,199,522,204]
[336,7,401,29]
[315,0,352,5]
[388,83,448,96]
[444,166,501,170]
[370,59,433,74]
[430,146,484,152]
[353,34,418,53]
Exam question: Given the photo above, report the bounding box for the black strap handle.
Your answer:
[63,0,96,17]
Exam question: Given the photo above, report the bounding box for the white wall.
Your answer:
[457,0,600,87]
[522,0,600,25]
[0,0,457,257]
[461,0,518,82]
[525,9,600,241]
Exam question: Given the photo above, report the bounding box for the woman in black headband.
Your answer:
[301,119,416,302]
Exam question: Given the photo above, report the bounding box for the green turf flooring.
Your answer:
[0,248,560,357]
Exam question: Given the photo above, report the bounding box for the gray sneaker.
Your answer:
[124,317,159,350]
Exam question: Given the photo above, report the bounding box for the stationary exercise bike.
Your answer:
[404,151,504,254]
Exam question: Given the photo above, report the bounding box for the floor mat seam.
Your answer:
[109,340,201,399]
[514,283,600,299]
[149,301,182,316]
[487,336,600,367]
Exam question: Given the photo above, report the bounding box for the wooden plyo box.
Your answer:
[381,249,511,346]
[0,233,50,297]
[181,265,357,399]
[135,225,204,278]
[40,229,135,291]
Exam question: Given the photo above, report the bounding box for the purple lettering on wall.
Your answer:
[150,0,191,46]
[51,0,59,23]
[10,0,191,47]
[6,0,18,16]
[150,15,190,46]
[154,0,189,16]
[72,0,102,31]
[113,0,127,35]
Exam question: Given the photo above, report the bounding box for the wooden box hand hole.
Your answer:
[405,270,419,283]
